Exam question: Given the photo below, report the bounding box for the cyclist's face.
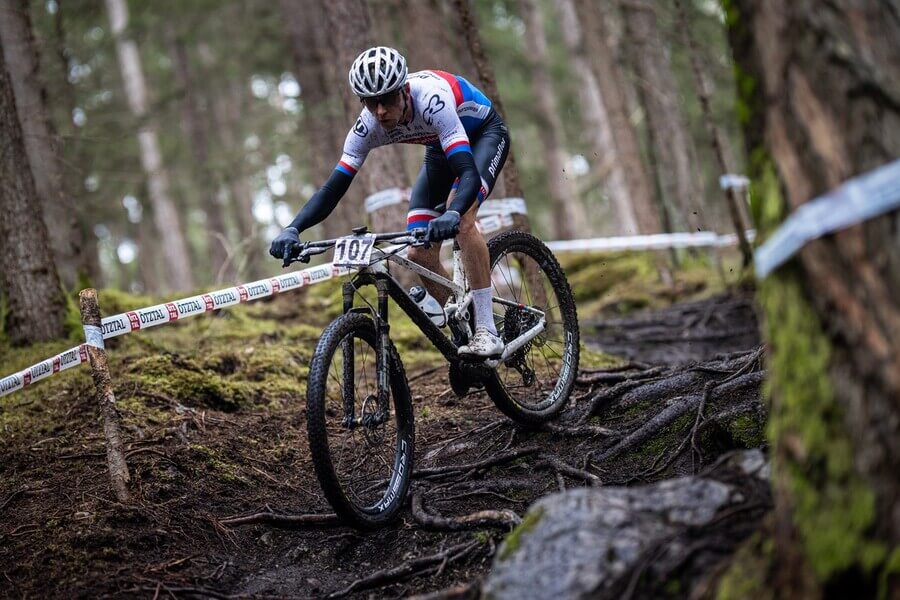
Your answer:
[361,87,405,129]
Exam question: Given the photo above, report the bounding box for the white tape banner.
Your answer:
[478,197,527,217]
[545,230,755,253]
[755,158,900,277]
[0,345,88,398]
[365,188,407,213]
[100,263,346,339]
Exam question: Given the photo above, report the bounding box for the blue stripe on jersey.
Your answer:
[457,76,492,108]
[335,163,355,177]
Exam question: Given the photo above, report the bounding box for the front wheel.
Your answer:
[483,231,580,425]
[306,312,414,529]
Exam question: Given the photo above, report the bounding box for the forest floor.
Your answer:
[0,253,767,599]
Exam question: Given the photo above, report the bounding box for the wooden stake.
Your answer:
[79,288,131,503]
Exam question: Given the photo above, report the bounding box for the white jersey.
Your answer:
[334,70,493,177]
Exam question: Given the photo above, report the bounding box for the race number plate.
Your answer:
[333,233,376,269]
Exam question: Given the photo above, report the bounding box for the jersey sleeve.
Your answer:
[336,111,382,176]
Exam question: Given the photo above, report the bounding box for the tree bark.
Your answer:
[450,0,525,206]
[0,40,66,344]
[320,0,409,235]
[280,0,361,238]
[520,0,588,239]
[106,0,194,292]
[167,26,228,280]
[621,0,705,233]
[0,0,84,287]
[727,0,900,596]
[574,0,662,235]
[555,0,637,234]
[675,0,753,266]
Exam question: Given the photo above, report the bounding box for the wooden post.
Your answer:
[79,288,131,503]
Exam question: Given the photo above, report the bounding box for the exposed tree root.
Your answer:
[411,493,521,531]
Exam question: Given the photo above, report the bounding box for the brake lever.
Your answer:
[282,242,311,268]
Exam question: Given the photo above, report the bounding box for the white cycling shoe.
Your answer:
[458,326,504,358]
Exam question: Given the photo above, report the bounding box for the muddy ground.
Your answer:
[0,288,765,599]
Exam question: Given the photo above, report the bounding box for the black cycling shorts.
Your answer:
[406,109,510,229]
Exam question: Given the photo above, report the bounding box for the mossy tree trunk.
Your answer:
[725,0,900,596]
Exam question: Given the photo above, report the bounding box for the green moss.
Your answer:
[880,547,900,600]
[716,532,774,600]
[758,171,886,581]
[727,414,764,448]
[187,444,250,485]
[578,345,621,369]
[498,506,544,561]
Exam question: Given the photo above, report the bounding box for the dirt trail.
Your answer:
[0,292,765,599]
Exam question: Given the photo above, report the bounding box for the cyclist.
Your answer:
[269,46,510,358]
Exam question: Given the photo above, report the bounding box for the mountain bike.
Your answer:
[285,226,579,529]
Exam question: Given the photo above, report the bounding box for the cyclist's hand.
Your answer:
[427,210,461,242]
[269,227,301,261]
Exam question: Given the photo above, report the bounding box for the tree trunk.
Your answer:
[320,0,409,235]
[621,0,704,233]
[0,0,84,288]
[555,0,637,234]
[0,41,65,344]
[726,0,900,596]
[574,0,662,236]
[167,26,228,281]
[675,0,753,266]
[520,0,588,239]
[450,0,525,207]
[280,0,361,238]
[213,79,262,281]
[106,0,194,292]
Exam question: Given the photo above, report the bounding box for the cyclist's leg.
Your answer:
[455,116,510,336]
[407,145,455,304]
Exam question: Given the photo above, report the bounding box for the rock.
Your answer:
[483,475,742,599]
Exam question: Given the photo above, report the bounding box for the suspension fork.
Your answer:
[341,281,356,428]
[375,278,392,420]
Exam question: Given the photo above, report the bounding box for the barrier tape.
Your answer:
[755,158,900,277]
[364,187,406,213]
[545,230,756,253]
[1,223,754,399]
[1,345,89,398]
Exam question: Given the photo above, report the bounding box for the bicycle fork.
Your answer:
[339,279,392,430]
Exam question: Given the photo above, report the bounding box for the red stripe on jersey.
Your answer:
[444,140,470,153]
[338,160,357,174]
[430,70,463,106]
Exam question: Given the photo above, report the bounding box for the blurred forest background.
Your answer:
[1,0,747,302]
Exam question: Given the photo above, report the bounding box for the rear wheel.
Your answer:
[306,312,414,529]
[483,231,580,425]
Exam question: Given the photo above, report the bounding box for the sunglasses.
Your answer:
[361,90,402,111]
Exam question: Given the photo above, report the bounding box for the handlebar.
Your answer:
[282,227,429,268]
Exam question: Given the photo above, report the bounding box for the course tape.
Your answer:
[0,226,754,399]
[1,345,89,398]
[545,230,755,253]
[755,158,900,277]
[99,263,351,340]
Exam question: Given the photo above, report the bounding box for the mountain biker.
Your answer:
[269,46,510,358]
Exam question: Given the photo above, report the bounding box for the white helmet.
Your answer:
[348,46,408,98]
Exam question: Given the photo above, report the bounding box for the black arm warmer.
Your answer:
[287,169,354,233]
[446,151,481,215]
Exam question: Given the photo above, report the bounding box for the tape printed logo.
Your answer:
[127,311,141,331]
[203,295,215,311]
[1,374,23,393]
[53,357,60,373]
[166,303,179,321]
[270,278,281,293]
